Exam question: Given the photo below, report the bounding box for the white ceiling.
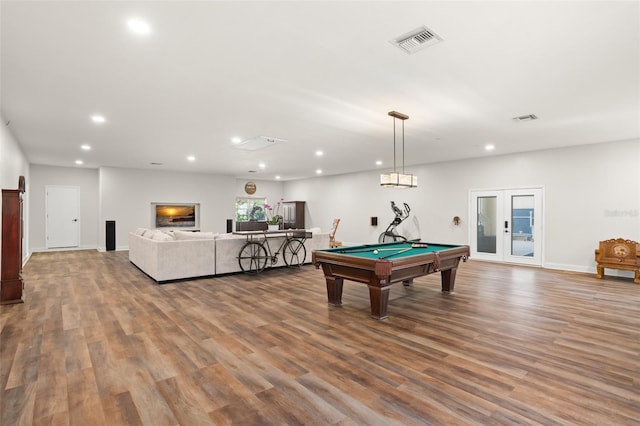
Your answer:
[2,1,639,181]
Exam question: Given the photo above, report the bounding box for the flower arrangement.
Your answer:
[263,198,283,225]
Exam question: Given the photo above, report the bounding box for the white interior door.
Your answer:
[46,186,80,248]
[470,188,543,266]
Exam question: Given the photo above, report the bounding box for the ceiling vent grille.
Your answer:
[232,136,287,151]
[512,114,539,122]
[391,25,443,54]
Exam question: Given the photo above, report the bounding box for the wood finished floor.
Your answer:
[1,250,639,425]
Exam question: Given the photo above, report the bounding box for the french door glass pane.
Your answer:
[477,196,497,254]
[511,195,534,257]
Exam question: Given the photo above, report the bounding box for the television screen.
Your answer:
[152,203,199,229]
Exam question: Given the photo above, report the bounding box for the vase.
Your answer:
[268,224,279,231]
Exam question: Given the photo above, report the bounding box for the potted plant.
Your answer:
[264,199,283,230]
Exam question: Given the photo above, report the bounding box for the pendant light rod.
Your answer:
[388,111,409,173]
[393,115,397,173]
[402,119,405,174]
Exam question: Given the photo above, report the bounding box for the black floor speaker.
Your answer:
[226,219,233,233]
[106,220,116,251]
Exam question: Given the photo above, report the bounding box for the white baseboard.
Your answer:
[97,245,129,252]
[543,263,592,274]
[31,245,98,253]
[545,262,635,280]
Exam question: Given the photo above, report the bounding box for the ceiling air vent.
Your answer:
[390,25,443,55]
[512,114,539,122]
[232,136,287,151]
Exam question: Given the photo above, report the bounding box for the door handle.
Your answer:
[72,219,79,222]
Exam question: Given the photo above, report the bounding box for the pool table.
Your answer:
[312,241,470,320]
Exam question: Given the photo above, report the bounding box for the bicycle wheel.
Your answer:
[283,239,307,268]
[238,242,268,274]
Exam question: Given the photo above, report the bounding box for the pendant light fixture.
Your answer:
[380,110,418,188]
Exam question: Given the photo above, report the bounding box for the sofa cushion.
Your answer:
[134,227,147,236]
[174,230,216,240]
[151,231,174,241]
[214,233,239,240]
[189,232,217,239]
[173,230,195,240]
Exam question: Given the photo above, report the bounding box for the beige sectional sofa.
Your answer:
[128,228,330,282]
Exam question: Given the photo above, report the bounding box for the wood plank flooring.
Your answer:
[1,250,639,425]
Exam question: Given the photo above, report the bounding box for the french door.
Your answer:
[470,188,543,266]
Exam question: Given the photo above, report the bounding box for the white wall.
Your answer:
[26,165,287,251]
[0,121,29,190]
[99,167,233,250]
[285,139,640,274]
[29,164,99,251]
[15,136,640,277]
[233,179,287,214]
[98,167,285,250]
[0,117,30,265]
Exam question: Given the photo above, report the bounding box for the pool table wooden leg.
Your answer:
[441,267,457,294]
[368,285,391,320]
[325,276,343,307]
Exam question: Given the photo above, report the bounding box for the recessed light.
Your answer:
[231,137,242,144]
[275,175,281,180]
[316,169,322,175]
[485,144,495,151]
[375,160,383,166]
[315,150,324,157]
[127,18,151,35]
[91,115,106,124]
[259,162,266,169]
[81,145,91,151]
[75,160,83,165]
[187,155,196,162]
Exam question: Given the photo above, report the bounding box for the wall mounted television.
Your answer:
[151,202,200,231]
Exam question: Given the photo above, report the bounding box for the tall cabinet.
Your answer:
[281,201,305,229]
[1,177,25,304]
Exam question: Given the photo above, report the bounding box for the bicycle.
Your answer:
[378,201,411,243]
[237,230,308,274]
